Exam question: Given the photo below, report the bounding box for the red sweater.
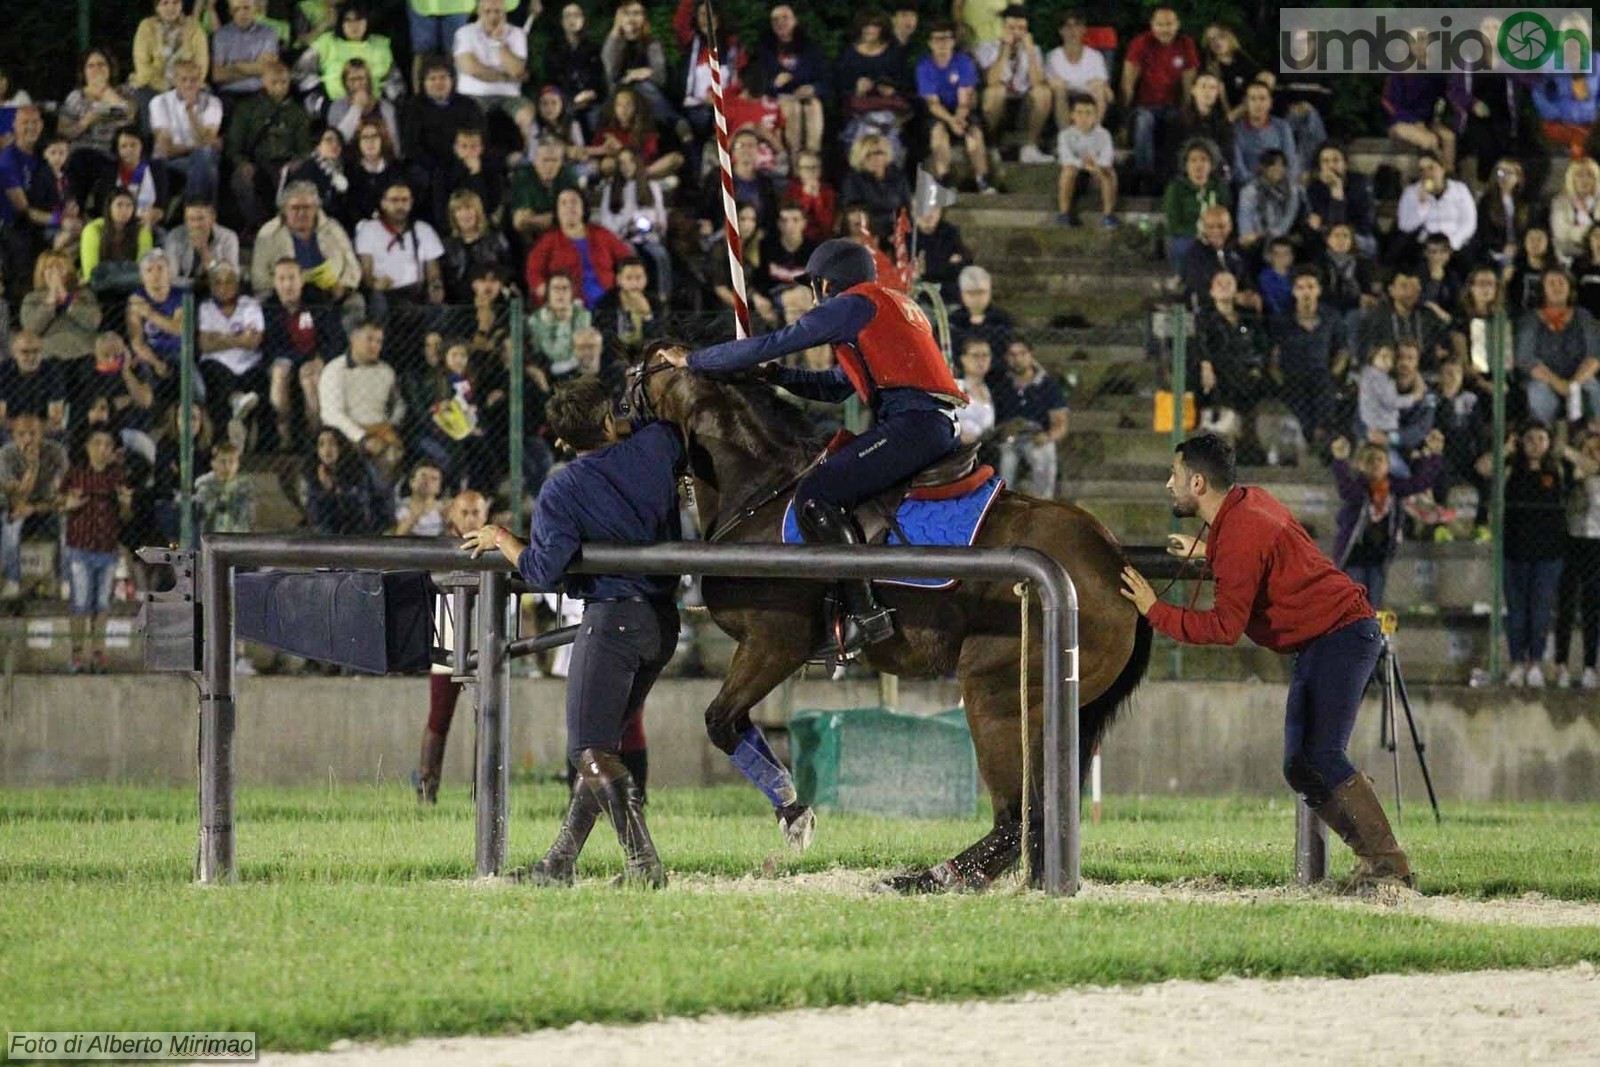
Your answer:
[524,225,633,307]
[1147,485,1373,654]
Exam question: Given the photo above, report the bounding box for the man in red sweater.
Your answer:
[1119,432,1413,890]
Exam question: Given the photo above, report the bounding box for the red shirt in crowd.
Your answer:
[1147,485,1373,655]
[524,224,633,307]
[783,178,837,243]
[62,462,126,554]
[1124,31,1200,109]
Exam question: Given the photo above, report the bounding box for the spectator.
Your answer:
[1397,152,1477,256]
[1201,23,1270,121]
[440,189,513,304]
[392,460,446,535]
[707,201,778,329]
[417,338,493,489]
[954,337,995,445]
[1163,140,1228,271]
[601,0,677,129]
[452,0,528,114]
[835,10,914,158]
[1045,9,1112,124]
[1305,143,1377,257]
[1572,226,1600,318]
[0,414,67,600]
[842,132,911,230]
[407,0,475,90]
[1237,150,1301,254]
[1175,73,1233,175]
[1270,266,1348,448]
[354,179,446,319]
[975,5,1051,164]
[1451,267,1512,377]
[590,88,681,181]
[753,3,830,158]
[197,263,266,448]
[298,3,397,111]
[343,116,403,230]
[1055,93,1117,228]
[126,251,186,407]
[912,205,972,304]
[671,0,746,173]
[783,149,837,243]
[548,3,608,126]
[917,20,994,195]
[524,188,632,307]
[1506,226,1555,315]
[80,188,154,299]
[59,427,130,671]
[698,128,778,235]
[21,252,102,364]
[146,401,212,544]
[301,427,388,535]
[432,126,506,234]
[211,0,281,99]
[193,441,255,533]
[1475,158,1531,270]
[948,264,1014,360]
[1231,82,1297,189]
[1319,222,1381,321]
[56,49,134,206]
[508,137,580,252]
[286,128,351,226]
[1193,270,1268,445]
[890,1,920,51]
[1120,6,1199,189]
[317,321,406,482]
[25,135,86,255]
[527,272,592,377]
[1550,157,1600,264]
[1356,340,1436,472]
[399,56,483,175]
[591,257,662,363]
[150,60,223,203]
[77,333,156,459]
[164,199,240,292]
[1533,70,1600,154]
[0,331,67,435]
[1502,421,1568,688]
[515,85,589,170]
[1330,432,1445,609]
[1516,269,1600,426]
[1356,268,1451,367]
[1382,59,1456,172]
[1256,237,1295,317]
[1432,354,1493,532]
[564,325,625,395]
[0,67,31,149]
[1419,233,1463,314]
[1180,205,1260,312]
[592,147,670,302]
[1553,430,1600,688]
[249,180,365,332]
[993,337,1067,498]
[327,58,401,153]
[109,127,164,234]
[225,61,313,234]
[756,203,814,296]
[0,106,44,280]
[130,0,210,98]
[262,258,344,449]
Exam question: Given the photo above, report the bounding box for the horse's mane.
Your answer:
[675,370,827,472]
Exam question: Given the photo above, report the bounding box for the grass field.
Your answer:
[4,784,1600,1052]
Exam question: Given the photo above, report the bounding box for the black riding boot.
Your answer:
[576,747,666,888]
[511,786,600,886]
[799,499,895,654]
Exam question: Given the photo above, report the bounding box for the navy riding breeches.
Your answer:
[792,409,959,518]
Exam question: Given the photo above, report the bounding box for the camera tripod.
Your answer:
[1374,611,1441,824]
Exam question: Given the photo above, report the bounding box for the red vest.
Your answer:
[830,283,966,406]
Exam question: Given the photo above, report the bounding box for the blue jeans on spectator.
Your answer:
[1283,615,1382,806]
[407,9,469,55]
[2,512,59,584]
[1506,557,1564,663]
[1287,103,1328,179]
[67,548,117,615]
[165,147,220,201]
[1344,562,1388,610]
[1131,105,1178,176]
[1167,235,1195,273]
[1526,378,1600,425]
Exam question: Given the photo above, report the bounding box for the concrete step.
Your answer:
[1060,428,1180,470]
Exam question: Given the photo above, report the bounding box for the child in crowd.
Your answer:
[59,428,131,673]
[1055,93,1118,228]
[1257,237,1296,316]
[393,461,447,536]
[193,443,256,534]
[1357,344,1425,470]
[1330,431,1445,609]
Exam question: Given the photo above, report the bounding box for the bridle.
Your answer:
[621,356,676,423]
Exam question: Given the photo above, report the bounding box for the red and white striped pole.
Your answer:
[703,0,750,339]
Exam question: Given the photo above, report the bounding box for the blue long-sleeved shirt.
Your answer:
[689,294,949,419]
[517,422,684,601]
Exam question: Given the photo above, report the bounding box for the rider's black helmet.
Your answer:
[797,239,877,300]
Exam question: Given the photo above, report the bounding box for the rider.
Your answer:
[664,238,967,653]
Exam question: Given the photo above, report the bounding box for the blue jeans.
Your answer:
[2,512,58,583]
[165,147,219,201]
[1343,562,1388,610]
[1131,105,1177,176]
[1526,378,1600,425]
[1506,557,1564,663]
[67,548,117,615]
[1283,616,1382,806]
[407,9,469,54]
[792,409,958,514]
[1167,235,1195,273]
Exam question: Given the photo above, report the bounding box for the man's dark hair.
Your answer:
[183,197,216,213]
[1267,236,1294,253]
[928,18,957,36]
[547,377,617,453]
[1258,148,1287,172]
[419,53,454,80]
[1291,263,1323,283]
[1067,92,1096,112]
[1423,232,1453,249]
[1176,432,1236,489]
[616,255,646,273]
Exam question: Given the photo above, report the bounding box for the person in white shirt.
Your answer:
[354,180,446,317]
[452,0,528,109]
[1397,151,1478,254]
[1045,9,1111,124]
[1056,93,1119,228]
[197,263,266,449]
[955,337,996,444]
[150,60,224,201]
[317,321,407,481]
[975,4,1053,164]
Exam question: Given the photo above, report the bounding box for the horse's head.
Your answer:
[621,339,690,427]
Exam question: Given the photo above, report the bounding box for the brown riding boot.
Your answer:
[415,729,446,805]
[576,747,666,889]
[1314,774,1415,891]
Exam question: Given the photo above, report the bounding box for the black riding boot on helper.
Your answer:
[513,748,665,888]
[800,499,896,658]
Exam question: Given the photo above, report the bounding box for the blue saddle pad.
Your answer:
[781,474,1005,589]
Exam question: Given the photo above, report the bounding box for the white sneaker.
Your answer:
[1018,144,1053,164]
[1506,664,1526,688]
[234,656,258,677]
[1584,667,1599,690]
[230,391,260,420]
[0,579,18,599]
[1526,663,1546,688]
[1556,664,1573,688]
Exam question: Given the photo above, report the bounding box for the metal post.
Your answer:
[197,540,236,883]
[450,587,475,683]
[1295,801,1326,885]
[1167,305,1188,680]
[1489,312,1508,683]
[77,0,91,51]
[508,295,526,532]
[179,291,196,550]
[474,569,510,877]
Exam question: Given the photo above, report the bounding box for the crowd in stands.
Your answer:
[0,0,1597,684]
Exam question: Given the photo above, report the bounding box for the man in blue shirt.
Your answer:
[915,21,994,194]
[993,337,1068,498]
[464,376,683,888]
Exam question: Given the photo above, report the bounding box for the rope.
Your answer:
[702,0,749,339]
[1015,580,1031,885]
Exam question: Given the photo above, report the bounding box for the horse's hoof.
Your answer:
[778,804,816,852]
[875,862,965,895]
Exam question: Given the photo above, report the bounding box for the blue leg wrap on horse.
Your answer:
[730,725,798,809]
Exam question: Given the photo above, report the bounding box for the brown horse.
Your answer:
[626,350,1152,891]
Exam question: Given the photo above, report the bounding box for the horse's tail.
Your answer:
[1078,611,1153,784]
